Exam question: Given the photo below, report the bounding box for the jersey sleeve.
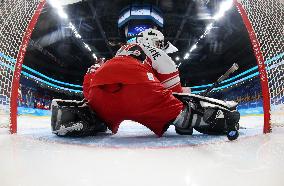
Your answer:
[140,44,183,93]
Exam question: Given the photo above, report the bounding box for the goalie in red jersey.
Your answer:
[83,28,188,137]
[51,28,240,140]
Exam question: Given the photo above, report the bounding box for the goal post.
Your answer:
[0,0,46,133]
[234,0,284,132]
[234,0,271,133]
[10,0,46,134]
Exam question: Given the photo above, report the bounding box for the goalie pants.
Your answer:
[87,82,183,137]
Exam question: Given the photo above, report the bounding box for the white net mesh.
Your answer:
[0,0,41,129]
[237,0,284,128]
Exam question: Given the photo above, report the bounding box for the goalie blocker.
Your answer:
[51,99,107,137]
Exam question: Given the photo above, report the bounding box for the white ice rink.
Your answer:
[1,115,284,186]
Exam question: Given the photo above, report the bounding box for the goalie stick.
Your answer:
[202,63,239,96]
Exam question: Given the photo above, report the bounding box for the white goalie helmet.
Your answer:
[136,28,178,54]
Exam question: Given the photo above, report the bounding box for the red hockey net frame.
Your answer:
[234,0,284,133]
[0,0,46,133]
[234,0,270,133]
[0,0,283,134]
[10,1,46,133]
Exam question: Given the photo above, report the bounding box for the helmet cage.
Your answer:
[153,39,164,49]
[135,28,165,49]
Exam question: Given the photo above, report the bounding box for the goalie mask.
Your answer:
[136,28,178,54]
[136,28,164,49]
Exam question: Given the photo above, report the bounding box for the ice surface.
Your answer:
[0,115,284,186]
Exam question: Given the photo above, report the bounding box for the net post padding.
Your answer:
[234,0,271,133]
[9,0,46,134]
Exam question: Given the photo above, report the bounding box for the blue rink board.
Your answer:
[18,107,51,116]
[17,107,263,117]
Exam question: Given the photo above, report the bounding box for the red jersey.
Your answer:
[89,43,183,93]
[83,44,184,136]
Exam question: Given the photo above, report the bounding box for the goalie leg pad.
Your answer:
[194,108,226,135]
[173,101,194,135]
[173,93,240,136]
[193,108,240,135]
[225,110,240,130]
[51,100,107,137]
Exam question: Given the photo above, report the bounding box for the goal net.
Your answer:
[0,0,283,133]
